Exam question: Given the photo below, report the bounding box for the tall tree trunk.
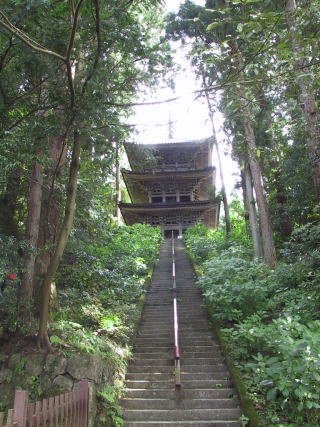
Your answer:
[240,168,250,229]
[0,168,21,238]
[284,0,320,200]
[228,38,277,266]
[243,109,277,266]
[35,135,67,301]
[37,131,81,350]
[243,164,263,259]
[202,76,231,234]
[115,140,121,225]
[274,168,293,239]
[20,161,43,324]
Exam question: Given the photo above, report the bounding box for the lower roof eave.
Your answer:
[119,200,219,214]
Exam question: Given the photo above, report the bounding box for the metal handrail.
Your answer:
[172,232,181,387]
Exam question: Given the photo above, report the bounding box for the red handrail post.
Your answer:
[171,233,181,387]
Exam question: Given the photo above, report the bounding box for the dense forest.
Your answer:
[0,0,320,426]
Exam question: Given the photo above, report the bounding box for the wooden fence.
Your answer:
[0,378,89,427]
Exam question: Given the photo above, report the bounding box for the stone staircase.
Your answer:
[121,239,243,426]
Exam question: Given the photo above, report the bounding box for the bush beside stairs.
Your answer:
[121,239,243,426]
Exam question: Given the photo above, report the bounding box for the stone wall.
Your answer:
[0,352,116,426]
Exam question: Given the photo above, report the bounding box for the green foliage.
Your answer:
[28,375,43,402]
[184,199,252,266]
[239,414,250,427]
[57,224,161,306]
[97,385,123,427]
[0,235,34,333]
[199,253,272,322]
[185,223,320,426]
[166,0,319,243]
[0,235,30,281]
[14,356,26,376]
[50,224,162,362]
[0,0,171,343]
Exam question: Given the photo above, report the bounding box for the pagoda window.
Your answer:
[181,212,198,225]
[165,195,177,203]
[165,182,176,194]
[149,182,162,194]
[164,214,178,225]
[149,215,161,225]
[151,196,162,203]
[180,195,191,202]
[192,187,199,201]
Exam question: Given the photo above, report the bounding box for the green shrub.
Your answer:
[185,223,320,426]
[0,235,34,333]
[50,224,162,362]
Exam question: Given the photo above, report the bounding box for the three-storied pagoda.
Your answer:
[119,138,220,237]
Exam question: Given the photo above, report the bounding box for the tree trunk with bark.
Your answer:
[228,38,277,267]
[20,161,43,325]
[243,111,277,266]
[243,164,263,259]
[115,140,121,225]
[203,77,231,234]
[35,135,67,302]
[0,169,21,238]
[284,0,320,200]
[37,131,81,350]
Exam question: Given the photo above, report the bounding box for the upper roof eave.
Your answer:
[124,136,214,149]
[122,166,215,179]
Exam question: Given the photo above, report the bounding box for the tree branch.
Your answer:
[66,0,84,62]
[0,106,47,137]
[0,36,13,71]
[80,0,101,96]
[0,11,65,61]
[65,0,85,110]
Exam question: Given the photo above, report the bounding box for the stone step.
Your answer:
[130,356,224,367]
[123,408,242,421]
[128,365,228,374]
[125,380,174,389]
[133,346,172,353]
[139,322,173,327]
[135,338,216,346]
[121,241,243,424]
[124,421,241,426]
[141,315,206,320]
[133,352,174,359]
[179,351,221,358]
[126,372,230,381]
[121,398,240,410]
[179,379,233,389]
[133,351,221,359]
[123,389,238,400]
[136,333,215,340]
[139,322,209,328]
[137,330,212,335]
[142,308,205,312]
[126,373,174,381]
[125,379,233,390]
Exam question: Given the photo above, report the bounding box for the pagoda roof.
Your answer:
[125,137,213,149]
[119,200,218,212]
[122,166,215,181]
[122,167,215,204]
[124,138,213,172]
[119,200,219,226]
